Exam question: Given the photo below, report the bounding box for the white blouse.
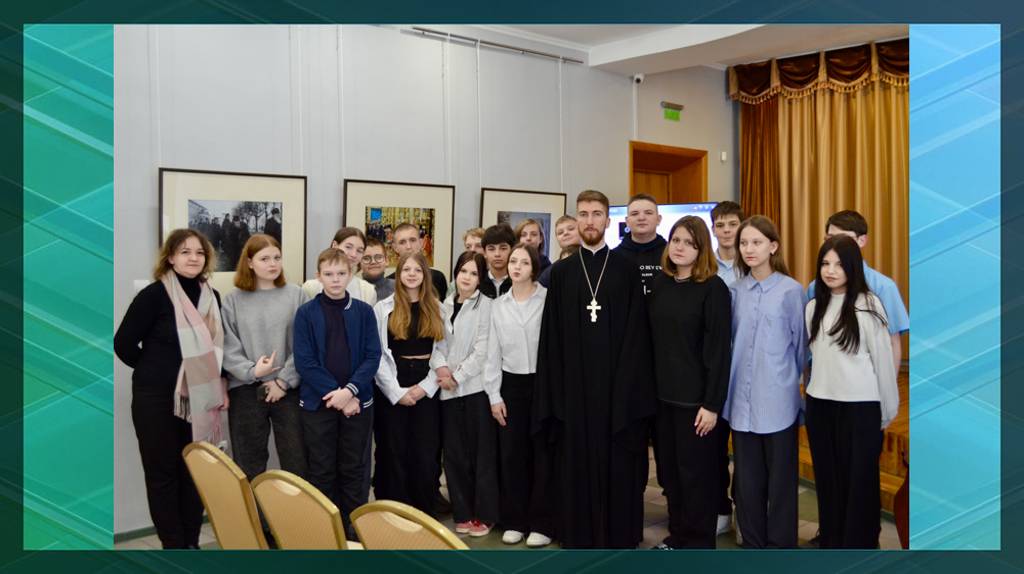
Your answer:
[435,290,493,401]
[302,276,378,306]
[805,291,899,429]
[482,283,547,405]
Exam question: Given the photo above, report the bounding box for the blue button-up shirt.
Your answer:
[715,251,738,289]
[723,272,808,434]
[806,263,908,335]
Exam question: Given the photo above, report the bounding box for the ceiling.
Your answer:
[486,24,908,75]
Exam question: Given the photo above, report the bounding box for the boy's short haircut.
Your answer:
[482,223,516,248]
[462,227,485,243]
[711,200,744,223]
[392,222,418,237]
[555,214,577,227]
[825,210,869,236]
[627,193,659,208]
[317,248,352,273]
[365,237,385,251]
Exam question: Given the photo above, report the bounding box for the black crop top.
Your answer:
[388,302,435,356]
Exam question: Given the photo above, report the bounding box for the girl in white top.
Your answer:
[804,235,897,549]
[483,244,553,548]
[435,251,498,537]
[302,227,376,304]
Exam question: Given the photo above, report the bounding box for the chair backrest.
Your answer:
[250,470,351,550]
[350,500,469,550]
[182,441,268,550]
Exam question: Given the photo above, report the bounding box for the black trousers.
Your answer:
[131,397,204,549]
[372,385,391,500]
[442,392,499,524]
[496,371,555,535]
[716,417,734,515]
[656,402,720,548]
[805,395,883,549]
[378,358,441,516]
[227,383,307,479]
[302,403,374,540]
[732,421,799,548]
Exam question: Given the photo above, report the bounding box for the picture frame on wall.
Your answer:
[344,179,456,277]
[480,187,568,262]
[159,167,307,296]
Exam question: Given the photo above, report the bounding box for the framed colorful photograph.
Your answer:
[480,187,568,262]
[159,168,307,295]
[344,179,456,276]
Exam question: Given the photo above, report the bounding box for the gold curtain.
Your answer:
[740,97,780,224]
[779,81,909,298]
[730,39,909,314]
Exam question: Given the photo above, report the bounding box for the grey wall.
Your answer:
[113,24,734,533]
[636,65,739,202]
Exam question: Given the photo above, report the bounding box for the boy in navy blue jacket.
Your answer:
[294,248,381,539]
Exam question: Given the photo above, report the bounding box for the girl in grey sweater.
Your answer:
[221,234,309,479]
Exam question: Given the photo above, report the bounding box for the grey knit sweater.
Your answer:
[221,284,309,390]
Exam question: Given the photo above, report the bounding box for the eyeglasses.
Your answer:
[362,254,386,263]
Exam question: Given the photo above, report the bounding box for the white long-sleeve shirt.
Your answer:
[805,292,899,429]
[482,284,547,405]
[434,290,493,401]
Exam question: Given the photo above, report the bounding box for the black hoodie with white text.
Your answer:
[612,232,667,297]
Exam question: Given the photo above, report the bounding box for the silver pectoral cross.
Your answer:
[587,298,601,323]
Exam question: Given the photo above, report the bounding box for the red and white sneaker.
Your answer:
[455,521,473,534]
[468,520,492,538]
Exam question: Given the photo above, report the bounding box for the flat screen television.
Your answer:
[604,201,720,251]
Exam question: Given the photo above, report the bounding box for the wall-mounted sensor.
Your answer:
[721,151,728,162]
[660,101,683,111]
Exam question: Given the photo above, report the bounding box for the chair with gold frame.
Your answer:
[181,441,268,550]
[349,500,469,550]
[250,469,362,550]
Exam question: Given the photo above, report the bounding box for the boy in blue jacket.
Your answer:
[294,248,382,539]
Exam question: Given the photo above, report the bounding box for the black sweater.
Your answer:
[114,274,221,403]
[646,273,731,412]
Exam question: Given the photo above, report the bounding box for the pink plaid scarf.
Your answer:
[161,271,226,446]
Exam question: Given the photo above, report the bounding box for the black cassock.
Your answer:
[533,245,657,548]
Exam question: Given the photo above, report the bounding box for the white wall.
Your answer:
[636,65,739,202]
[113,24,734,533]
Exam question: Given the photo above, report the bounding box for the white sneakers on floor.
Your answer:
[501,529,552,547]
[526,532,552,547]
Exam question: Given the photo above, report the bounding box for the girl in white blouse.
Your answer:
[302,227,377,304]
[435,251,498,537]
[804,235,898,549]
[483,244,554,548]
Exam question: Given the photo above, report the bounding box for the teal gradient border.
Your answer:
[908,25,1001,549]
[22,24,113,549]
[3,6,1018,573]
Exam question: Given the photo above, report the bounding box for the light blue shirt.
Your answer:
[806,263,909,335]
[715,251,738,289]
[723,272,808,434]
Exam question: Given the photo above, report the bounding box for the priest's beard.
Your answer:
[580,226,605,247]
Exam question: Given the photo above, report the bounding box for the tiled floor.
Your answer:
[115,449,901,551]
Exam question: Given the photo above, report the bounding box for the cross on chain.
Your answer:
[587,297,601,323]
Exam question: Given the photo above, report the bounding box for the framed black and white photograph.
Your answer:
[344,179,456,276]
[480,187,567,262]
[160,168,307,294]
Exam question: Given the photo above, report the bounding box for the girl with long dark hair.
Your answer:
[805,235,898,548]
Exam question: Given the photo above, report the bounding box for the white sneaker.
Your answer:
[716,513,732,535]
[502,530,524,544]
[526,532,552,547]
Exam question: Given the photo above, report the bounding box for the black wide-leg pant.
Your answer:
[805,395,883,549]
[496,371,555,536]
[656,402,720,548]
[442,391,499,524]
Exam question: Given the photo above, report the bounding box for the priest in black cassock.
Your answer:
[533,189,657,549]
